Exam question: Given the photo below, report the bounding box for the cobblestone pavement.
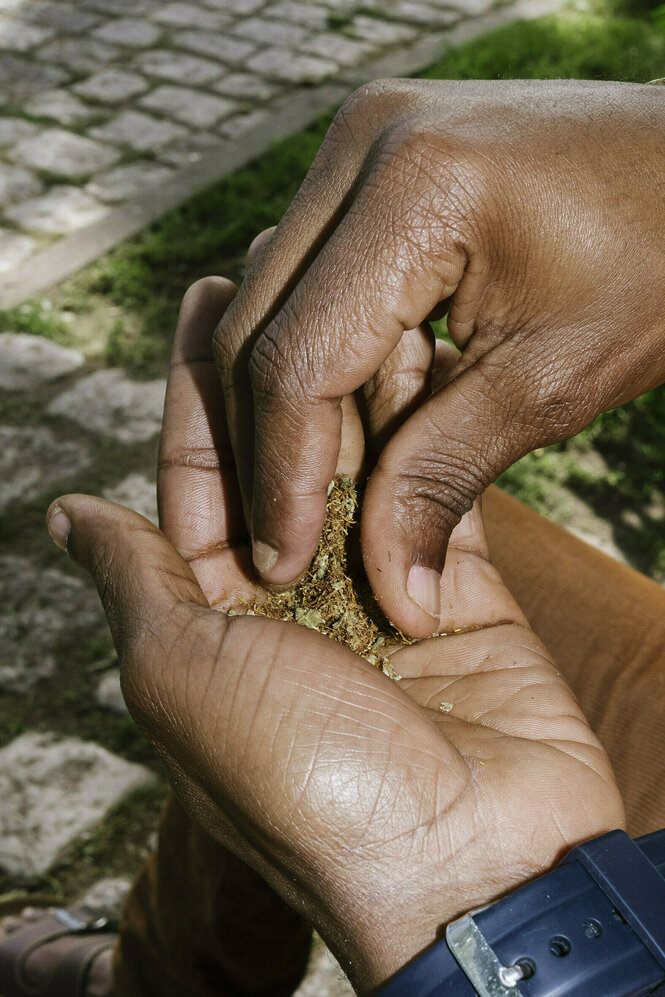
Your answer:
[0,0,561,306]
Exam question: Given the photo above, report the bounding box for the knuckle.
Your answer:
[394,448,493,535]
[506,343,598,445]
[248,326,285,400]
[337,78,398,124]
[212,320,233,374]
[248,309,310,403]
[527,368,592,442]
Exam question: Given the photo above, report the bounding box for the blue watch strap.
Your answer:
[378,828,665,997]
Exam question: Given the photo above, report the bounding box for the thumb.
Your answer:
[46,494,210,717]
[361,357,543,638]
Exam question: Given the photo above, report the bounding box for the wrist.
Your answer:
[342,865,549,994]
[373,829,665,997]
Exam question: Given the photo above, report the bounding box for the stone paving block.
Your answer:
[17,2,102,34]
[348,14,419,44]
[293,934,354,997]
[214,72,280,101]
[175,31,256,65]
[157,131,223,167]
[232,16,309,46]
[0,163,43,205]
[24,89,98,126]
[0,732,154,877]
[38,37,120,74]
[211,0,264,11]
[93,16,162,48]
[452,0,493,13]
[405,0,463,24]
[134,49,224,86]
[80,877,132,919]
[103,471,158,523]
[361,0,461,25]
[0,54,69,98]
[87,162,175,203]
[152,3,228,30]
[140,85,236,128]
[267,2,330,28]
[91,110,188,152]
[96,669,128,714]
[5,186,107,234]
[82,0,159,12]
[299,32,377,66]
[0,118,38,147]
[11,128,120,177]
[0,17,54,52]
[0,332,84,389]
[248,47,339,83]
[47,369,167,443]
[0,555,101,693]
[0,229,37,273]
[218,109,269,139]
[73,70,149,105]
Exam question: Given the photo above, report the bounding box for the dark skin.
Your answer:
[46,277,623,995]
[212,78,665,637]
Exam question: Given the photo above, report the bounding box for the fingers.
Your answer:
[159,276,264,609]
[45,495,210,715]
[361,351,540,637]
[214,83,471,589]
[159,277,239,561]
[358,328,458,462]
[359,324,434,459]
[335,394,365,482]
[219,177,467,588]
[161,275,366,603]
[213,99,379,547]
[438,500,529,634]
[431,337,460,391]
[246,226,276,270]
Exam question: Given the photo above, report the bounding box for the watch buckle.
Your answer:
[446,912,527,996]
[51,906,111,932]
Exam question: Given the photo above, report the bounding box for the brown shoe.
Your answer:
[0,898,116,997]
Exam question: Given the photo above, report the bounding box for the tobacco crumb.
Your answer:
[245,476,411,681]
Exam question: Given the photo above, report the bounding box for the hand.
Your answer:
[213,78,665,637]
[46,278,624,994]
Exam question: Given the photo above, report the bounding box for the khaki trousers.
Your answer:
[114,488,665,995]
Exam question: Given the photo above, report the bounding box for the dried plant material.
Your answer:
[246,477,411,680]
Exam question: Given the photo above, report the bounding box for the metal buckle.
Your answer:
[446,912,526,997]
[51,907,110,932]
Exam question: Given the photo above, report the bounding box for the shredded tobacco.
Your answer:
[244,477,411,681]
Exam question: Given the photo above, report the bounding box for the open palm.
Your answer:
[53,276,624,995]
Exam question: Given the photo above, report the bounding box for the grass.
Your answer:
[2,4,665,900]
[0,782,167,898]
[421,8,665,81]
[0,299,75,346]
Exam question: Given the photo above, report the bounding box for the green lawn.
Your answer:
[3,7,664,583]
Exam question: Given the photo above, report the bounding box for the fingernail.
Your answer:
[407,565,441,620]
[252,540,278,574]
[47,507,71,552]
